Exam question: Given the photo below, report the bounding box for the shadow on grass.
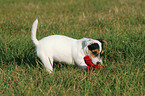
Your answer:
[7,54,78,72]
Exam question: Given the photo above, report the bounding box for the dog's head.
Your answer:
[87,39,108,65]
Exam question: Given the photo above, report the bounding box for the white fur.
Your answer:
[31,19,103,73]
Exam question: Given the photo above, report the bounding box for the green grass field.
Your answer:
[0,0,144,95]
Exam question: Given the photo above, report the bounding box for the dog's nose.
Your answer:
[96,62,101,65]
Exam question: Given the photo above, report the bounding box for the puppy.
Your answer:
[31,19,107,73]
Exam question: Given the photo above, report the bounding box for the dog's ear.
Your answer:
[98,39,108,45]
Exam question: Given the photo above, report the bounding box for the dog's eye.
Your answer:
[92,51,98,56]
[92,51,97,54]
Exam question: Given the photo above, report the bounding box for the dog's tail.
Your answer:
[31,19,39,46]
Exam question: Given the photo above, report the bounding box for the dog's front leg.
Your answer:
[38,55,53,73]
[75,57,87,70]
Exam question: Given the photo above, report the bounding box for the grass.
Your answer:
[0,0,145,95]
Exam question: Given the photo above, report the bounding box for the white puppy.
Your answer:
[31,19,107,73]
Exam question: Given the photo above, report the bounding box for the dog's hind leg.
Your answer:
[38,55,53,73]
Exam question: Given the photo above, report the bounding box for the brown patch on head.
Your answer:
[92,49,100,54]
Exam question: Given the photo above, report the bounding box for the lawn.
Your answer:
[0,0,144,95]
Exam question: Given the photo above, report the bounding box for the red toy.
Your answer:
[84,55,103,72]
